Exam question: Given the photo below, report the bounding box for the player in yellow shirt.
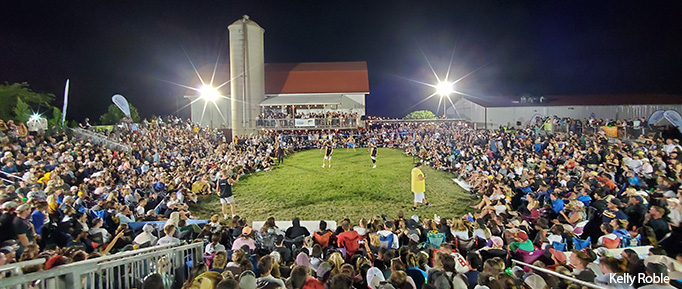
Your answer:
[411,163,430,211]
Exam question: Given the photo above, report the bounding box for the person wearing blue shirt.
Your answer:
[153,178,167,192]
[602,198,628,223]
[550,193,565,214]
[577,190,592,207]
[30,202,47,235]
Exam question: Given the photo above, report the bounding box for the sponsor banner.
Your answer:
[295,118,315,127]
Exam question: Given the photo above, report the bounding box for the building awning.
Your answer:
[260,94,343,106]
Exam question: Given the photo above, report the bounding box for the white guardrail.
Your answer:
[69,127,132,154]
[0,242,203,289]
[512,259,605,289]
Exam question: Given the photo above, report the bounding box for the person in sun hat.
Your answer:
[232,226,256,251]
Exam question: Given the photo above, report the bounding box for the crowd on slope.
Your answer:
[2,114,682,289]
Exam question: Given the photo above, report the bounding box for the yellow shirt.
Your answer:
[411,167,425,193]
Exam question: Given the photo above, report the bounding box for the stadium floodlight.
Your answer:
[435,81,454,97]
[29,113,42,122]
[199,85,220,101]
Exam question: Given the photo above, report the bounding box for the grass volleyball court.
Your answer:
[190,148,473,222]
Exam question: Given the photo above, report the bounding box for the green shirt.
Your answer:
[510,239,534,252]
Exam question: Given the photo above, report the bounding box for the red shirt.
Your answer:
[337,230,361,256]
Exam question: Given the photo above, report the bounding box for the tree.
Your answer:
[0,82,55,121]
[405,110,436,120]
[13,98,31,123]
[48,106,63,127]
[99,104,141,124]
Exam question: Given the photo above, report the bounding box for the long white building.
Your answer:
[447,94,682,129]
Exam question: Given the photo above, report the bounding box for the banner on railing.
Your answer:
[601,126,618,137]
[295,118,315,127]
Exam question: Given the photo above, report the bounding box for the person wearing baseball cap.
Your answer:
[602,198,628,223]
[12,204,34,249]
[547,248,567,270]
[231,226,256,251]
[523,273,548,289]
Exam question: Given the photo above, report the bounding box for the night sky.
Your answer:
[2,1,682,122]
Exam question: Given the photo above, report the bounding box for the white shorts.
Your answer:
[220,196,235,204]
[414,192,425,203]
[371,156,376,160]
[324,155,332,160]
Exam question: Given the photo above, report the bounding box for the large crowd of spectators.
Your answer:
[2,113,682,289]
[258,111,358,121]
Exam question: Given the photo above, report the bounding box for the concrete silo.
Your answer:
[228,15,265,137]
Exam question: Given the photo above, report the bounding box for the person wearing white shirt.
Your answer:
[116,206,136,224]
[205,234,226,254]
[89,218,112,243]
[377,223,399,250]
[157,225,183,246]
[135,199,147,218]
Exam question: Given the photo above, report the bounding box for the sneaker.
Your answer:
[322,165,325,168]
[372,165,376,168]
[412,207,417,211]
[232,214,237,218]
[224,214,228,220]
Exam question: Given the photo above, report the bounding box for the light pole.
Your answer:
[435,81,454,117]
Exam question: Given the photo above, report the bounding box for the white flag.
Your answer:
[61,79,69,126]
[111,94,131,117]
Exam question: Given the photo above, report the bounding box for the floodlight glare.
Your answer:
[29,113,42,122]
[199,85,220,101]
[435,81,454,96]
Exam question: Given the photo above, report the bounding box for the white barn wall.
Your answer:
[189,97,231,128]
[449,98,486,124]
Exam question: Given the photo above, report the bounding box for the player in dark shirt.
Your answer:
[217,168,240,219]
[321,140,334,168]
[370,143,378,168]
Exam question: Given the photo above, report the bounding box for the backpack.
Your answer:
[379,233,394,249]
[427,270,453,289]
[260,231,278,251]
[314,231,333,248]
[426,231,446,249]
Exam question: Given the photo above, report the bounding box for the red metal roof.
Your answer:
[185,61,369,96]
[264,61,369,94]
[467,94,682,107]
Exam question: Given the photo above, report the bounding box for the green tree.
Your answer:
[0,82,55,121]
[405,110,436,120]
[13,98,31,123]
[99,104,141,124]
[48,106,63,127]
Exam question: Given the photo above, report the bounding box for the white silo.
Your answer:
[228,15,265,137]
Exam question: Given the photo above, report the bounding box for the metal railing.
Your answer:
[68,127,132,153]
[512,259,603,289]
[0,242,203,289]
[257,117,363,130]
[0,258,47,288]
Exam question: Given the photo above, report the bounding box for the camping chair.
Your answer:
[573,237,591,250]
[514,248,544,265]
[551,241,567,252]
